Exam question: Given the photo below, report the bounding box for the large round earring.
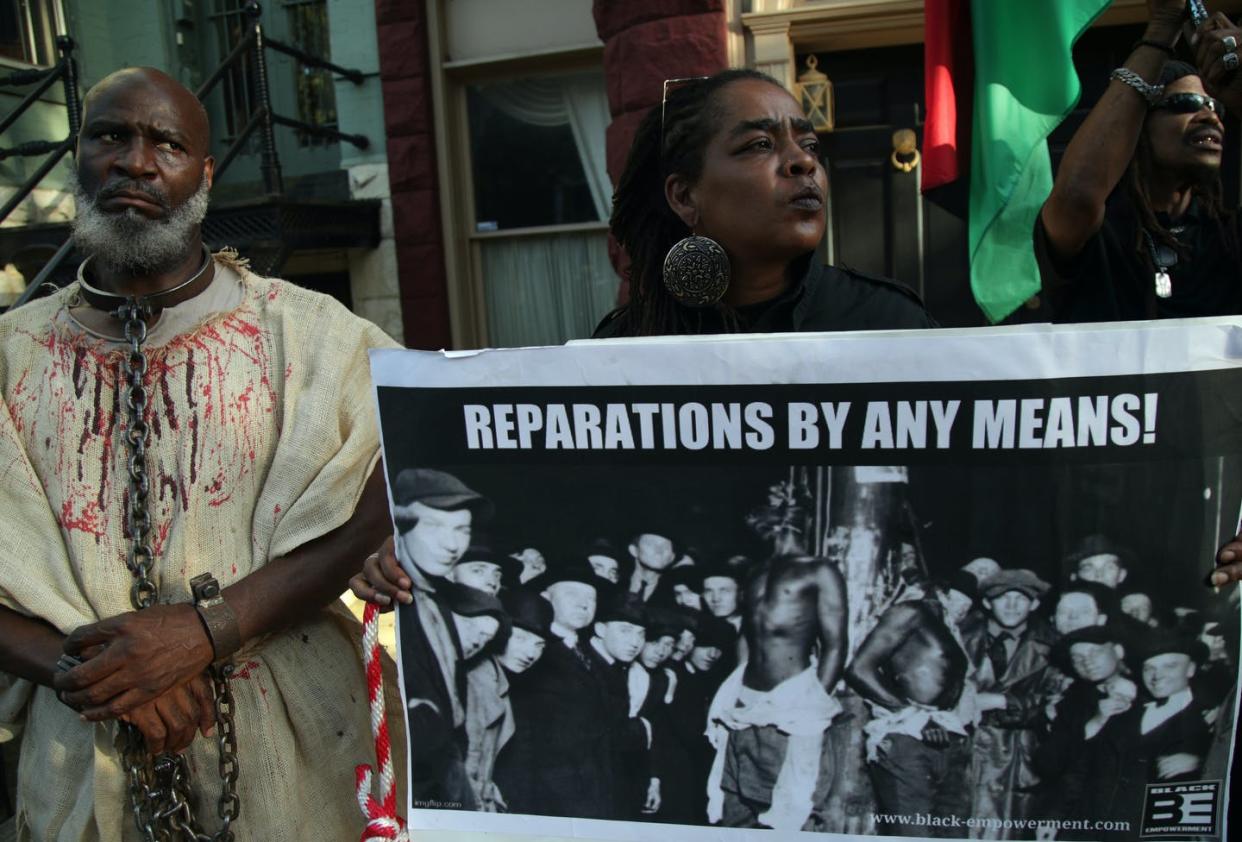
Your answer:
[662,234,730,307]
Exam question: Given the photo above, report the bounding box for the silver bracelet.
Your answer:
[1110,67,1164,105]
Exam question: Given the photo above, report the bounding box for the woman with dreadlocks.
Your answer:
[351,73,936,611]
[593,69,933,338]
[1038,2,1242,322]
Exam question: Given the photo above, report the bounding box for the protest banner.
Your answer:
[370,320,1240,842]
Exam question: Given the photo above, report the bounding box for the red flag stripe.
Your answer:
[922,0,971,192]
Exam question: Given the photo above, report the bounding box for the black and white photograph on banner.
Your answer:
[370,324,1242,842]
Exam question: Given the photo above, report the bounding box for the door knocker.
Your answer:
[891,128,921,173]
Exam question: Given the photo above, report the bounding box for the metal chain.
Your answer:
[114,298,240,842]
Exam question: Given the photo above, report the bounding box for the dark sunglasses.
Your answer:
[1150,92,1225,118]
[661,76,710,143]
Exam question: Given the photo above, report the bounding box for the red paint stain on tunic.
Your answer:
[71,346,87,398]
[7,293,281,572]
[233,660,262,680]
[59,499,105,538]
[152,521,171,557]
[159,374,179,432]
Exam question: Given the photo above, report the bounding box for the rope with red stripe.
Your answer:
[356,601,408,841]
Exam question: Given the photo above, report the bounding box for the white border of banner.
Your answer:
[372,318,1242,390]
[371,317,1242,842]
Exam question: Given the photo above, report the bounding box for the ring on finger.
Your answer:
[1226,51,1240,71]
[1225,35,1238,52]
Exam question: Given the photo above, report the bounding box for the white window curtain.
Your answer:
[481,231,616,347]
[475,71,616,347]
[476,72,612,221]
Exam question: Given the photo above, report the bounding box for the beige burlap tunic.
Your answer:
[0,254,400,840]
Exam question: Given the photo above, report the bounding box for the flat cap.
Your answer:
[584,537,624,560]
[1056,580,1120,617]
[944,570,979,603]
[454,542,523,588]
[1050,624,1124,673]
[1131,631,1208,666]
[441,579,506,619]
[694,612,738,650]
[979,568,1050,600]
[501,588,553,637]
[598,591,649,627]
[646,604,697,638]
[440,580,511,646]
[1064,534,1132,568]
[664,565,702,592]
[695,561,746,590]
[542,557,605,590]
[628,519,682,554]
[392,468,493,520]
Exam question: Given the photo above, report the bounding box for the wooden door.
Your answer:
[808,44,979,327]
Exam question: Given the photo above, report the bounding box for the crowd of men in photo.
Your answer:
[393,468,1237,839]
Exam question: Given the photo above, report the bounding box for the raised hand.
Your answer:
[1191,13,1242,115]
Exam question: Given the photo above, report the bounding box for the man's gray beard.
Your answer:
[70,173,211,275]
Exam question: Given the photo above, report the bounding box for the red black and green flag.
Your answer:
[923,0,1111,322]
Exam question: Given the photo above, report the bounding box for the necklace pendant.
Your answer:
[1154,270,1173,299]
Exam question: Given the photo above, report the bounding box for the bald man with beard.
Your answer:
[0,67,397,839]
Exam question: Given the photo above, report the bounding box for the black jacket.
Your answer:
[397,590,474,809]
[1049,692,1213,835]
[587,646,656,819]
[495,635,618,818]
[1035,191,1242,321]
[594,254,934,337]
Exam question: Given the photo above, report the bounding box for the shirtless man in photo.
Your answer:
[706,553,847,831]
[847,575,977,836]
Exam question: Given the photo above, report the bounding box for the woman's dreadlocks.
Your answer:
[607,69,786,337]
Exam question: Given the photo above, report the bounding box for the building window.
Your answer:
[465,70,616,347]
[468,73,609,231]
[283,0,337,147]
[210,0,260,141]
[209,0,337,146]
[0,0,64,67]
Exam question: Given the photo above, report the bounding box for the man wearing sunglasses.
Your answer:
[1037,2,1242,322]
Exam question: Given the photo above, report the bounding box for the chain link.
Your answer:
[114,298,240,842]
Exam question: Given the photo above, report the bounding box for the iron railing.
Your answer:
[199,1,369,193]
[0,35,81,225]
[6,0,369,309]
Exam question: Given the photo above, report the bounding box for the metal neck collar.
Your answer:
[76,244,215,315]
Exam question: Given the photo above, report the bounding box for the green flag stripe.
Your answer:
[968,0,1110,322]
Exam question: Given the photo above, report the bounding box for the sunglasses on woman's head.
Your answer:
[1150,92,1225,117]
[661,76,710,144]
